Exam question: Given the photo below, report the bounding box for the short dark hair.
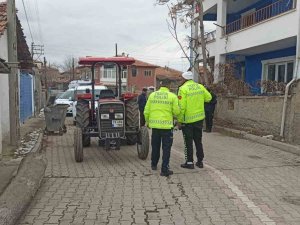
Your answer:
[142,88,147,92]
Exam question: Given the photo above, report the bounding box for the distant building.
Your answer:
[127,60,159,92]
[155,66,182,93]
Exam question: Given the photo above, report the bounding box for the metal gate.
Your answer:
[20,73,34,123]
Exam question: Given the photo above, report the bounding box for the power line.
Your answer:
[34,0,43,43]
[21,0,34,43]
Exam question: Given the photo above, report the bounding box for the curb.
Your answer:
[215,126,300,156]
[0,133,47,225]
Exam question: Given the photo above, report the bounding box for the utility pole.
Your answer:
[31,42,44,61]
[115,43,118,57]
[191,1,199,83]
[198,0,209,84]
[7,0,20,145]
[43,57,48,101]
[72,57,75,80]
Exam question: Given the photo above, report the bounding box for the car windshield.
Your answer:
[58,89,74,100]
[76,89,103,100]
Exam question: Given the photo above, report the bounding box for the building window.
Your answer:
[103,66,116,79]
[122,69,127,79]
[263,57,295,83]
[144,70,152,76]
[132,66,137,77]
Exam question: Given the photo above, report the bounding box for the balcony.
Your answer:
[225,0,296,35]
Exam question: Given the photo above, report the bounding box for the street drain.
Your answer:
[282,196,300,205]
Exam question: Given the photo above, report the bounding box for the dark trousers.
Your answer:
[182,120,204,163]
[205,105,215,131]
[151,128,173,171]
[139,110,145,126]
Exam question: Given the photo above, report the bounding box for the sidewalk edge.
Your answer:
[215,126,300,156]
[0,133,46,225]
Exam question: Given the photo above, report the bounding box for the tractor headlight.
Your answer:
[101,114,109,119]
[115,113,123,119]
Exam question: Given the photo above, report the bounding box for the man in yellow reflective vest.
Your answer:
[144,80,180,176]
[177,71,212,169]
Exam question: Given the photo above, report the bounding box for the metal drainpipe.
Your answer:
[280,79,295,138]
[280,0,300,138]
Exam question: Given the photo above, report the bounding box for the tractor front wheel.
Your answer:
[74,127,83,162]
[137,126,149,160]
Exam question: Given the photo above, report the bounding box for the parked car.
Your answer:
[72,85,108,125]
[68,80,91,89]
[54,89,75,116]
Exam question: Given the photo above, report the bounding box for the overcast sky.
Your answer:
[12,0,215,71]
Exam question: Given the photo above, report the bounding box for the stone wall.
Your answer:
[288,81,300,144]
[214,85,300,143]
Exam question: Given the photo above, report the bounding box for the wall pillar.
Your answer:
[0,102,2,157]
[216,0,227,38]
[214,0,227,83]
[289,80,300,143]
[214,54,226,83]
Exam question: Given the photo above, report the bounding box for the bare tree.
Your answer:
[61,55,78,73]
[156,0,210,84]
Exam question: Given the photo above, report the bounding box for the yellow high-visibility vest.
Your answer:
[177,80,212,123]
[144,87,180,129]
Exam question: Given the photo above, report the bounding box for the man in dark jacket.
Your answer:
[204,87,217,132]
[138,88,147,126]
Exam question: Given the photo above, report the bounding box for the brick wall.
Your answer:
[127,65,156,92]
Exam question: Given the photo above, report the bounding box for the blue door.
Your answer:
[20,73,33,123]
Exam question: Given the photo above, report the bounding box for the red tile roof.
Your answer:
[0,2,7,36]
[132,59,159,68]
[155,66,182,80]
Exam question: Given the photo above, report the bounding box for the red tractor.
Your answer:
[74,57,149,162]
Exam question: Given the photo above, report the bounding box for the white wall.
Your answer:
[203,0,218,12]
[219,11,298,55]
[0,30,11,147]
[206,10,299,57]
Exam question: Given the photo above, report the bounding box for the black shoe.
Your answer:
[151,165,157,170]
[196,161,204,168]
[181,163,194,169]
[160,170,173,177]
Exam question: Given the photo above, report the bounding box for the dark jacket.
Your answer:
[138,93,147,112]
[205,90,217,111]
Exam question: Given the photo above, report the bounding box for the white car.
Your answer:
[68,80,92,89]
[54,89,75,116]
[72,85,108,124]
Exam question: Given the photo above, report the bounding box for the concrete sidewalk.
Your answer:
[215,125,300,156]
[0,117,47,225]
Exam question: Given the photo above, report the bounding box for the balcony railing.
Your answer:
[225,0,296,35]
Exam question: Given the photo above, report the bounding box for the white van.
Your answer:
[72,85,108,124]
[68,80,92,89]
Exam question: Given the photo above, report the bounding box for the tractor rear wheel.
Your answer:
[125,99,139,145]
[76,100,91,147]
[137,126,149,160]
[74,127,83,162]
